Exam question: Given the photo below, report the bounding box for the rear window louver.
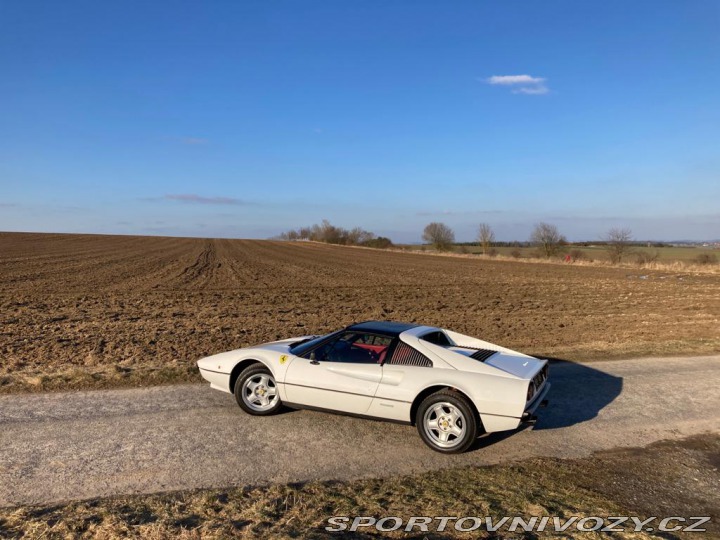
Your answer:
[387,342,433,367]
[469,348,498,362]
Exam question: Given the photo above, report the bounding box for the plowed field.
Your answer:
[2,232,719,392]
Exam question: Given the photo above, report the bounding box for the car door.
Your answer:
[283,332,391,414]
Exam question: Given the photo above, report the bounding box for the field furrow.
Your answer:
[1,232,719,393]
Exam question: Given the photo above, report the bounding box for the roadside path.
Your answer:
[1,356,718,507]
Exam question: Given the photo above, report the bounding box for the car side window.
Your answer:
[304,332,392,364]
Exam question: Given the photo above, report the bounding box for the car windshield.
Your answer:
[288,331,340,356]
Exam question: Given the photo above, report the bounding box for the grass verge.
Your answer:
[0,364,199,394]
[4,343,720,395]
[1,434,717,539]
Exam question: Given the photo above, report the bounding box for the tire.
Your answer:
[234,363,283,416]
[416,389,478,454]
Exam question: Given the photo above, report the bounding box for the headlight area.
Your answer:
[198,366,232,394]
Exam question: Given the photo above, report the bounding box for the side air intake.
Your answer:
[387,342,433,367]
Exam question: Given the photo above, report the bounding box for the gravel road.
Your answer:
[1,355,718,507]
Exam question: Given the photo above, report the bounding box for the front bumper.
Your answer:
[198,366,232,394]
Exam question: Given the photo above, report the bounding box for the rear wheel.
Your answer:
[234,364,282,415]
[416,390,478,454]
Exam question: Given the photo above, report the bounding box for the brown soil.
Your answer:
[2,232,719,393]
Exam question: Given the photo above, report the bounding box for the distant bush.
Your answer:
[277,220,382,247]
[695,253,718,265]
[510,248,522,259]
[494,241,532,248]
[362,237,393,249]
[635,250,660,265]
[487,247,498,257]
[568,249,590,262]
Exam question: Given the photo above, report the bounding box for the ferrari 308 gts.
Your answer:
[197,321,550,453]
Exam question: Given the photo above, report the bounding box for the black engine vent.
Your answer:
[469,349,497,362]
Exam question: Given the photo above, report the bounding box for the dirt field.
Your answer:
[2,232,720,392]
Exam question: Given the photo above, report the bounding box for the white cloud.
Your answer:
[486,74,549,95]
[416,209,508,217]
[487,75,545,85]
[164,194,246,205]
[512,85,549,95]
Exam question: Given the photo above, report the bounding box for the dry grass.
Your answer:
[0,363,198,393]
[388,245,720,275]
[1,434,717,539]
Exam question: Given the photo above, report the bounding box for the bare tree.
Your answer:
[530,222,565,257]
[605,227,633,263]
[346,227,375,245]
[316,219,341,243]
[477,223,495,255]
[422,222,455,251]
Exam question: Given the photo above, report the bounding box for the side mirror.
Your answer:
[310,351,319,365]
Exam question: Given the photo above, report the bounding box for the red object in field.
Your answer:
[565,254,571,262]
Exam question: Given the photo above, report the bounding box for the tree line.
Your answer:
[422,222,673,263]
[277,220,393,249]
[276,220,717,265]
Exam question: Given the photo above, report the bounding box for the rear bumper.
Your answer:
[522,382,550,424]
[478,381,551,433]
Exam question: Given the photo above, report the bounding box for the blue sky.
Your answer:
[1,1,719,242]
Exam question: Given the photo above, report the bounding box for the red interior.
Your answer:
[354,342,390,363]
[354,343,386,354]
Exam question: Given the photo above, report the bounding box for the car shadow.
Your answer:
[470,423,533,451]
[534,357,623,430]
[470,356,623,451]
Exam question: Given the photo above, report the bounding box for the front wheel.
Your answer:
[234,364,283,416]
[416,390,478,454]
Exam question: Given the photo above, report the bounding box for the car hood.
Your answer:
[197,335,315,372]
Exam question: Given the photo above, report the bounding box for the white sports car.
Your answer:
[197,321,550,453]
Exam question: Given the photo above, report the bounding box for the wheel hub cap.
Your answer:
[242,374,277,412]
[423,401,466,449]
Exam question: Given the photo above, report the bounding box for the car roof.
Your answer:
[346,320,422,336]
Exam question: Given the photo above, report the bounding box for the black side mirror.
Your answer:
[310,351,319,365]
